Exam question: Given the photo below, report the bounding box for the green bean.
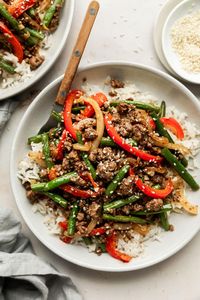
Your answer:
[76,132,97,179]
[110,100,160,112]
[28,133,43,144]
[43,191,67,208]
[131,204,172,216]
[26,28,45,40]
[103,195,140,211]
[100,137,116,147]
[100,137,137,148]
[161,148,199,191]
[96,242,106,253]
[151,111,188,167]
[67,201,78,236]
[42,133,54,169]
[72,106,86,113]
[151,111,173,143]
[0,3,38,46]
[158,100,166,118]
[105,165,130,196]
[82,237,92,245]
[26,7,36,18]
[103,213,147,224]
[0,58,15,74]
[28,128,61,144]
[31,171,77,191]
[160,211,170,231]
[43,0,63,27]
[51,110,62,123]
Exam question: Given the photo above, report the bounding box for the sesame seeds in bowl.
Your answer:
[162,0,200,84]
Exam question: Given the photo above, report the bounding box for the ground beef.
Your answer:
[110,79,125,88]
[96,160,118,181]
[29,54,44,70]
[83,128,98,141]
[117,103,135,115]
[70,175,88,187]
[132,123,147,141]
[116,176,134,196]
[115,118,133,137]
[145,199,163,211]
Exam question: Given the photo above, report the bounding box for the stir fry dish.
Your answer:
[0,0,64,73]
[19,79,199,263]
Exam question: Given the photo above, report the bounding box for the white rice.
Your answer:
[17,80,200,259]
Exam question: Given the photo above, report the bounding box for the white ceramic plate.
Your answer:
[162,0,200,84]
[10,62,200,272]
[153,0,182,76]
[0,0,74,100]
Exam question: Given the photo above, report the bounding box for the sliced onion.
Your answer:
[73,142,92,151]
[151,134,190,155]
[172,177,198,215]
[80,97,104,150]
[28,151,46,167]
[86,218,98,234]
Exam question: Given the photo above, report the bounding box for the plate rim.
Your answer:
[0,0,75,101]
[10,61,200,272]
[153,0,182,76]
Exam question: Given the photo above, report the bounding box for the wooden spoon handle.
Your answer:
[55,1,99,105]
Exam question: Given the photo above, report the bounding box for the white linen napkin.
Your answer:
[0,207,82,300]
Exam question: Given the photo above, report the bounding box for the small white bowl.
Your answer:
[10,62,200,272]
[162,0,200,84]
[0,0,74,100]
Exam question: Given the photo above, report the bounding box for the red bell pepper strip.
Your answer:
[8,0,36,18]
[80,92,107,118]
[56,129,67,160]
[90,227,106,236]
[160,117,184,140]
[104,113,163,163]
[106,231,132,263]
[60,236,73,244]
[0,21,23,63]
[58,220,68,230]
[60,184,100,199]
[149,117,156,130]
[48,167,57,180]
[135,177,173,199]
[64,89,84,140]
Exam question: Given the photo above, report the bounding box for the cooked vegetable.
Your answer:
[0,21,23,62]
[0,3,38,46]
[106,231,132,263]
[64,90,84,140]
[31,171,77,191]
[103,214,147,224]
[105,165,130,196]
[161,148,199,191]
[0,57,15,73]
[80,92,107,118]
[43,191,67,208]
[103,195,140,211]
[134,177,173,199]
[158,100,166,118]
[104,113,163,163]
[42,133,54,169]
[8,0,36,18]
[160,211,170,231]
[76,131,96,179]
[160,117,184,140]
[60,184,100,199]
[67,201,79,236]
[43,0,63,27]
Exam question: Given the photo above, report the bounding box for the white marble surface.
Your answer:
[1,0,200,299]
